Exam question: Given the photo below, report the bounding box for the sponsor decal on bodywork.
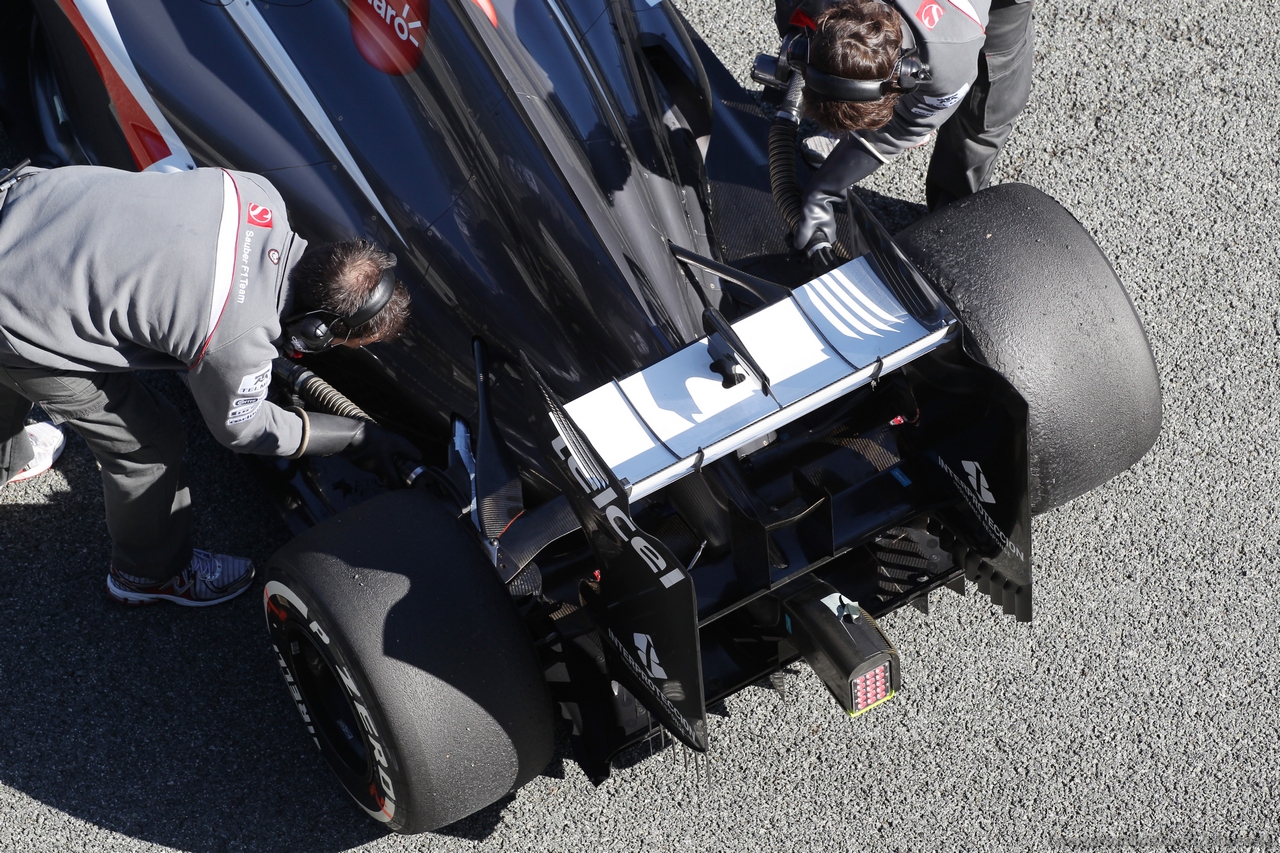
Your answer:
[633,632,667,679]
[553,437,686,590]
[350,0,428,75]
[962,459,995,503]
[525,353,707,750]
[605,628,698,744]
[936,456,1025,562]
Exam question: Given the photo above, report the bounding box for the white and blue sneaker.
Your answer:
[107,549,256,607]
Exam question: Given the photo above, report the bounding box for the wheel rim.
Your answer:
[282,623,370,780]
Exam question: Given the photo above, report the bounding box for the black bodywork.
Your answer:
[3,0,1033,781]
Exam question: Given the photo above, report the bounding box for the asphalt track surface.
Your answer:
[1,1,1277,850]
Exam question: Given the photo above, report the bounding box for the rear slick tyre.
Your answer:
[895,183,1162,514]
[264,489,555,834]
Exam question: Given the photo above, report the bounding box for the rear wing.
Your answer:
[522,252,957,750]
[563,255,956,499]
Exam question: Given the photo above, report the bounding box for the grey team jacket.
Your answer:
[777,0,1024,180]
[0,166,307,456]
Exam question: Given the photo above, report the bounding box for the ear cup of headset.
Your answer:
[291,315,335,353]
[895,55,928,92]
[283,258,398,354]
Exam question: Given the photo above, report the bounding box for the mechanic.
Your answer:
[0,164,418,607]
[777,0,1034,254]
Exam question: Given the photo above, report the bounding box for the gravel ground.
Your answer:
[2,0,1278,851]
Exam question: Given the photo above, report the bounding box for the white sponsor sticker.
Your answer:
[962,459,996,503]
[238,367,271,396]
[229,399,262,418]
[633,633,668,679]
[909,84,970,117]
[232,397,262,408]
[227,396,264,425]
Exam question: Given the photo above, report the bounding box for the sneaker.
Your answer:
[800,130,842,169]
[6,422,65,484]
[106,549,256,607]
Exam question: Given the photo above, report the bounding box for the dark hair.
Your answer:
[290,238,411,342]
[807,0,903,134]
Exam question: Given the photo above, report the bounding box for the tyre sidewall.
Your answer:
[265,568,414,833]
[897,184,1162,513]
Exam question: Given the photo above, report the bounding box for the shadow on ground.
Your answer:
[0,373,575,851]
[0,374,381,851]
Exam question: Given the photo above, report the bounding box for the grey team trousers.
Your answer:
[925,0,1036,209]
[0,364,192,581]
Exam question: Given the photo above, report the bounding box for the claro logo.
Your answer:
[350,0,428,76]
[551,436,686,589]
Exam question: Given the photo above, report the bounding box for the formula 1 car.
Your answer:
[1,0,1160,834]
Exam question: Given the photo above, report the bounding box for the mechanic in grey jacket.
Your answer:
[777,0,1034,251]
[0,165,415,607]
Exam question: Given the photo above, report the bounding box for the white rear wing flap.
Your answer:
[563,256,956,501]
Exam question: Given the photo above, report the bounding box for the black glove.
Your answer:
[792,137,884,253]
[300,412,422,488]
[795,193,839,257]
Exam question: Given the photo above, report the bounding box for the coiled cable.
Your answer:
[273,358,372,422]
[767,73,849,261]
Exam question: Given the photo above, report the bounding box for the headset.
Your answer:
[285,259,397,354]
[752,10,931,101]
[802,44,930,100]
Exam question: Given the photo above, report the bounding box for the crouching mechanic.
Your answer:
[776,0,1034,257]
[0,164,419,607]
